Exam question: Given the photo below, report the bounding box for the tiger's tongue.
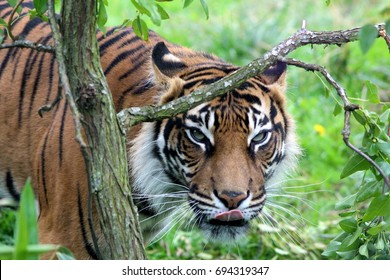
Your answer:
[214,209,244,221]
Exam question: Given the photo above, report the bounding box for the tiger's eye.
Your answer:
[252,132,267,144]
[190,128,206,142]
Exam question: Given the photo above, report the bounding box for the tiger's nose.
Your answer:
[215,190,249,209]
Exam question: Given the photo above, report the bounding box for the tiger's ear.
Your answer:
[259,61,287,87]
[152,42,186,104]
[152,42,187,80]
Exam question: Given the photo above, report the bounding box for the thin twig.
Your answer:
[0,40,55,53]
[7,0,24,41]
[281,57,390,190]
[38,84,62,117]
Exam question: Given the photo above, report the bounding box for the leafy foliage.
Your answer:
[117,0,209,39]
[0,180,74,260]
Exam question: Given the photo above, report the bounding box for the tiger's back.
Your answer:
[0,1,299,259]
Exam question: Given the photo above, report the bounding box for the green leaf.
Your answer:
[365,80,380,104]
[131,0,151,16]
[335,193,357,211]
[156,4,170,20]
[362,195,390,222]
[358,243,369,258]
[56,247,75,260]
[14,179,38,260]
[0,245,14,259]
[199,0,209,19]
[339,218,358,233]
[325,0,331,6]
[0,28,4,44]
[336,234,361,259]
[322,240,340,258]
[340,153,371,179]
[358,24,378,54]
[0,18,7,27]
[33,0,48,16]
[346,226,362,247]
[149,6,162,26]
[7,0,23,14]
[132,16,148,41]
[367,224,383,236]
[338,210,356,217]
[375,236,385,250]
[183,0,194,8]
[352,110,367,125]
[356,180,382,203]
[333,102,342,116]
[97,0,108,31]
[376,139,390,155]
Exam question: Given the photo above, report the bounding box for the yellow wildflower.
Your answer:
[314,124,326,136]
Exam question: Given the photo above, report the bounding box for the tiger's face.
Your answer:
[130,42,299,242]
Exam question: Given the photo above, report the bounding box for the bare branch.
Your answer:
[118,26,363,130]
[0,39,55,53]
[281,57,390,190]
[378,24,390,53]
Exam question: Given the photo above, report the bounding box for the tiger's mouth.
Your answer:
[208,209,247,227]
[208,218,247,227]
[194,209,250,241]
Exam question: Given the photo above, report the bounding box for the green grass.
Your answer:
[1,0,388,260]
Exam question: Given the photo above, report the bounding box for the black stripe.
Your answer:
[117,85,135,109]
[77,187,98,260]
[231,89,261,104]
[20,17,44,37]
[183,77,222,91]
[98,28,127,54]
[97,27,117,42]
[182,65,235,80]
[41,131,49,205]
[0,48,13,79]
[153,121,162,160]
[21,0,34,9]
[45,55,56,103]
[18,48,36,127]
[11,50,23,80]
[0,17,42,79]
[5,170,20,201]
[28,36,52,116]
[0,2,9,9]
[104,45,144,76]
[59,101,68,167]
[1,8,12,19]
[251,78,270,93]
[118,33,141,49]
[118,57,148,80]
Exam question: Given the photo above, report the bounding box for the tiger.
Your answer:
[0,0,300,259]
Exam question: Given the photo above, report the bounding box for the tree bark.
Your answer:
[50,0,145,259]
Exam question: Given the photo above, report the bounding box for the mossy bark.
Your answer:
[59,0,145,259]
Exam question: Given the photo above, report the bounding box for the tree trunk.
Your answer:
[58,0,145,259]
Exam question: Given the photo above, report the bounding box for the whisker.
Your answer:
[148,204,193,246]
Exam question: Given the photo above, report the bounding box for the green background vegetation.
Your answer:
[1,0,389,259]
